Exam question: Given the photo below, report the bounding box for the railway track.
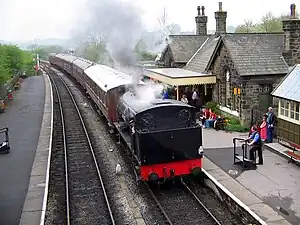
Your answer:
[146,179,222,225]
[44,67,115,225]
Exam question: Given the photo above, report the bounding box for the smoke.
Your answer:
[81,0,143,66]
[71,0,165,103]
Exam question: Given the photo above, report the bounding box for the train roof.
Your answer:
[55,53,78,62]
[73,58,94,70]
[84,64,145,92]
[121,91,193,114]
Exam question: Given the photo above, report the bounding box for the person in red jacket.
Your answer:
[260,115,268,141]
[204,109,216,128]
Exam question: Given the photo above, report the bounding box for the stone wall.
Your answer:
[282,19,300,66]
[210,42,285,125]
[241,76,284,125]
[195,16,208,35]
[210,43,241,114]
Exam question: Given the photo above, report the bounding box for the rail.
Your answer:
[144,182,174,225]
[180,179,221,225]
[145,179,222,225]
[43,66,115,225]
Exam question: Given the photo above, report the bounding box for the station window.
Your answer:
[279,99,300,122]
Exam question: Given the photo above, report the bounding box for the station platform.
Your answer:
[203,128,300,225]
[0,74,52,225]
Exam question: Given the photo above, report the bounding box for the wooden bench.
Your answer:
[287,148,300,163]
[278,137,300,163]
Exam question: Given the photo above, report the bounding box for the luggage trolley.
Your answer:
[233,137,256,170]
[0,127,10,154]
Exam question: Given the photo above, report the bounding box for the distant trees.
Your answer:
[156,7,181,45]
[235,12,299,33]
[28,44,65,60]
[0,44,35,84]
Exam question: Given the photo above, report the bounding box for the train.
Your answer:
[48,53,204,183]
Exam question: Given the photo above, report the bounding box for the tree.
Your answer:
[235,12,300,33]
[134,39,156,61]
[235,20,256,33]
[0,44,36,85]
[27,44,65,60]
[75,27,108,63]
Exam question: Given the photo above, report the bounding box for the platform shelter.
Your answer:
[143,68,216,101]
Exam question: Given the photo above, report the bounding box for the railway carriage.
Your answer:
[48,53,58,66]
[84,64,145,128]
[52,54,78,75]
[72,58,94,89]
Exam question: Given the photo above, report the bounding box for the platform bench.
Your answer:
[287,149,300,162]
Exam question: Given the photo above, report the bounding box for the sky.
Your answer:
[0,0,298,42]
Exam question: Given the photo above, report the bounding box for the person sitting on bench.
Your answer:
[244,125,263,165]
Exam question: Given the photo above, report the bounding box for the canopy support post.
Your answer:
[176,85,179,100]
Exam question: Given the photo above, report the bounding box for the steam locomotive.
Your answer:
[48,53,203,183]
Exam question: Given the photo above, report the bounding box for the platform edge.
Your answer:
[18,72,53,225]
[264,144,300,166]
[202,167,268,225]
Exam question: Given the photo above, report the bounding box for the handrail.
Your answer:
[0,127,9,133]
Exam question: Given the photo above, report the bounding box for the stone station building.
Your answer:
[156,2,300,125]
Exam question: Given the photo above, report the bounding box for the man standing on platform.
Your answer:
[266,107,275,143]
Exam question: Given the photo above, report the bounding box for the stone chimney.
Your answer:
[282,3,300,66]
[215,2,227,36]
[195,6,208,35]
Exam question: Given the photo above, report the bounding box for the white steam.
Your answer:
[71,0,165,103]
[133,79,165,105]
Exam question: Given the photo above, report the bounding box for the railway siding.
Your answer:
[19,71,53,225]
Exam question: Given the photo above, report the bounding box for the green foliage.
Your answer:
[134,39,156,61]
[203,101,248,132]
[222,113,249,132]
[28,44,65,60]
[235,12,299,33]
[226,123,249,132]
[0,44,36,85]
[204,101,220,115]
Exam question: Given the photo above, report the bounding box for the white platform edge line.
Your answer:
[39,72,54,225]
[202,169,267,225]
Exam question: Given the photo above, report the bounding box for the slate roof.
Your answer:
[223,33,288,76]
[166,35,210,63]
[272,64,300,102]
[184,36,221,73]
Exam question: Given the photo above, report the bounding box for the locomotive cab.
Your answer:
[117,91,203,183]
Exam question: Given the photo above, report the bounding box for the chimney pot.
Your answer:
[197,6,201,15]
[219,2,223,11]
[201,6,205,16]
[290,4,296,18]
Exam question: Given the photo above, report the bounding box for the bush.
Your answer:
[226,123,249,132]
[0,44,35,84]
[204,101,220,114]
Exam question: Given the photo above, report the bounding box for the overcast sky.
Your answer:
[0,0,298,42]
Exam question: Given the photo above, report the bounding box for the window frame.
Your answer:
[278,99,300,124]
[225,70,231,108]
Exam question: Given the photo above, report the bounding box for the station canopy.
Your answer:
[143,68,216,86]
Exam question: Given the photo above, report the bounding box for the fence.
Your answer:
[0,72,21,100]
